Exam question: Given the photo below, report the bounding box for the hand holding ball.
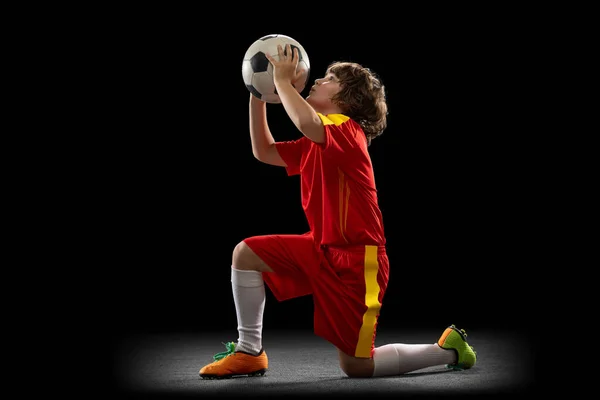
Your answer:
[242,34,310,104]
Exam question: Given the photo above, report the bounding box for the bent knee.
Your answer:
[338,352,374,378]
[232,240,272,272]
[340,362,374,378]
[232,241,252,269]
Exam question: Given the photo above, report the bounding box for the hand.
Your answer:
[265,44,304,87]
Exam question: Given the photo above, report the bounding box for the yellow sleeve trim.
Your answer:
[317,113,350,126]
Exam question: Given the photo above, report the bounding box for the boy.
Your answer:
[199,44,476,378]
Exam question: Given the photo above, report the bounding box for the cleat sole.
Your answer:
[200,368,267,380]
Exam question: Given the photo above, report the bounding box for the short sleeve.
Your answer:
[317,113,366,163]
[275,137,308,176]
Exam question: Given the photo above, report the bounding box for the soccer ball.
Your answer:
[242,34,310,104]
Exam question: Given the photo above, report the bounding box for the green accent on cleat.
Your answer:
[438,324,477,370]
[213,342,236,361]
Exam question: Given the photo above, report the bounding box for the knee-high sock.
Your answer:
[231,266,265,355]
[372,343,456,376]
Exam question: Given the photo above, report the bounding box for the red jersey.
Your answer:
[275,113,386,248]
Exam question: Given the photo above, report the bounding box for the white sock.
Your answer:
[372,343,456,376]
[231,266,265,355]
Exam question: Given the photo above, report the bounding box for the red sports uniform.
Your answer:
[243,113,389,358]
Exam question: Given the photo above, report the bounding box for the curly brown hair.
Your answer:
[327,61,388,145]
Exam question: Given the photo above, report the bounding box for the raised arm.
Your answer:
[267,45,325,144]
[249,94,286,167]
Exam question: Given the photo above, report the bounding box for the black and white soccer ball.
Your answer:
[242,34,310,104]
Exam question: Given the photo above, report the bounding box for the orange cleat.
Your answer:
[199,342,268,379]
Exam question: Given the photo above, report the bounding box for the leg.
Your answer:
[337,325,477,378]
[371,342,455,376]
[199,240,271,379]
[337,348,374,378]
[229,241,270,355]
[371,326,477,377]
[311,245,389,376]
[312,247,476,378]
[337,341,457,378]
[199,234,319,379]
[230,236,319,355]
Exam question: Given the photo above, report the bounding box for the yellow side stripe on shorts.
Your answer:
[355,245,381,358]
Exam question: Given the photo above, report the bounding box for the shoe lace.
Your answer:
[213,341,236,361]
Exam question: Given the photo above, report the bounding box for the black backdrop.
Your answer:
[104,16,533,340]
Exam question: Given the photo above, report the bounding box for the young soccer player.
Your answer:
[199,44,476,379]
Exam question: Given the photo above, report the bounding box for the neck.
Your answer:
[314,106,343,115]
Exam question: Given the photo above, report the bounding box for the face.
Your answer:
[306,72,341,111]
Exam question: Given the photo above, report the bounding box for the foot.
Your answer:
[437,324,477,370]
[199,342,268,379]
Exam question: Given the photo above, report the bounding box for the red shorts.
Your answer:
[243,232,389,358]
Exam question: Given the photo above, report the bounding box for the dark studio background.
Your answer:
[103,12,535,353]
